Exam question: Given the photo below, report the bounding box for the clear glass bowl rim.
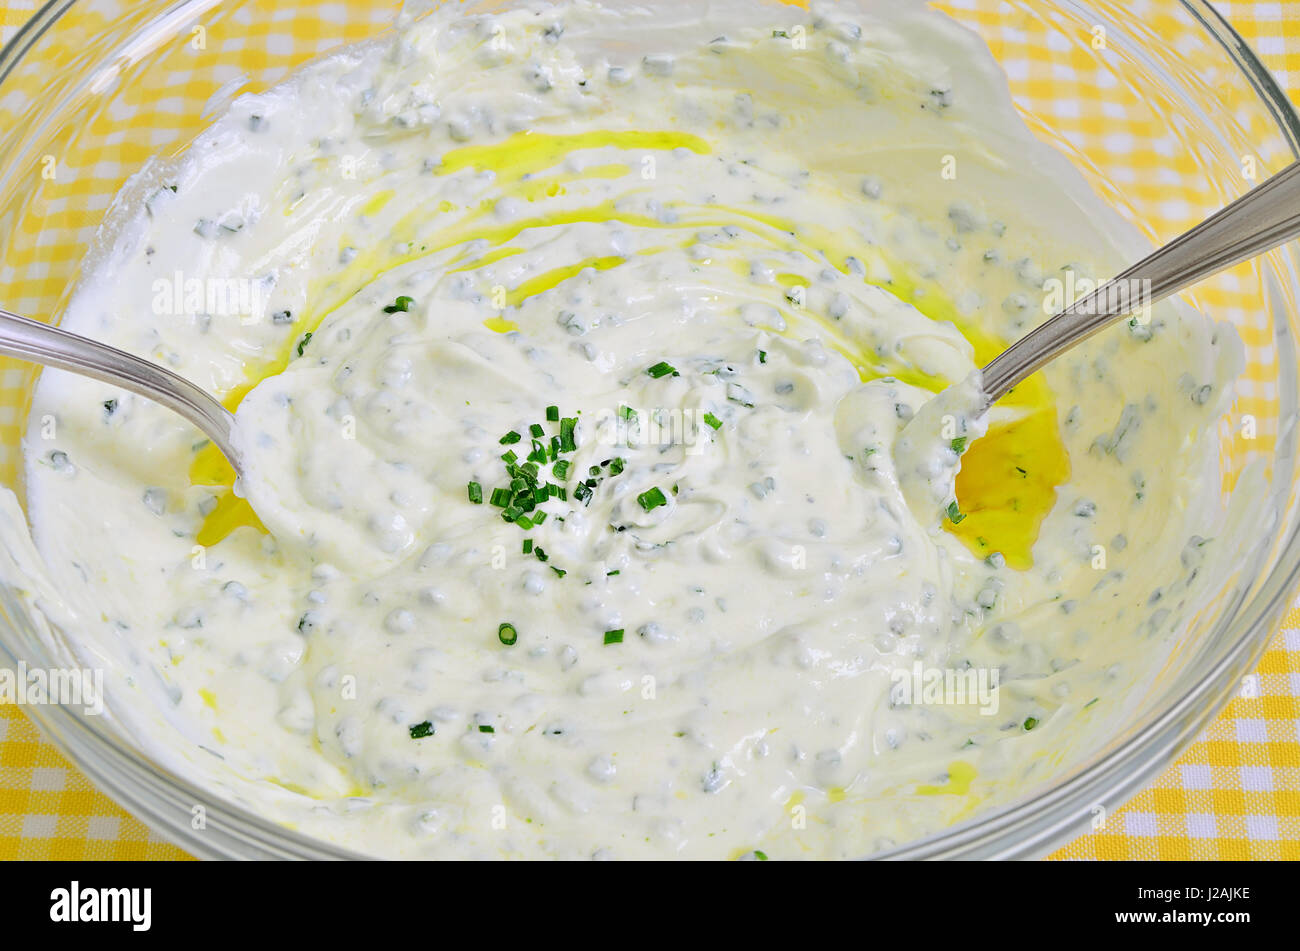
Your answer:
[0,0,1295,860]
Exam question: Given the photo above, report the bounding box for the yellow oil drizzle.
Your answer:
[434,130,708,183]
[506,255,625,307]
[450,245,524,272]
[483,315,519,333]
[916,760,976,796]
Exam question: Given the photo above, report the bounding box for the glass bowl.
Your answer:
[0,0,1296,860]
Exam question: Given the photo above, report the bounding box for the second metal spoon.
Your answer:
[982,160,1300,406]
[0,308,243,475]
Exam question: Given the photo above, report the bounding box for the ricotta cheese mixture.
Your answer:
[1,0,1245,858]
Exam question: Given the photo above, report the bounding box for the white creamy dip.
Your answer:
[2,0,1245,858]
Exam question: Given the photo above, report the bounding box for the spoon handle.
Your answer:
[982,161,1300,404]
[0,308,241,472]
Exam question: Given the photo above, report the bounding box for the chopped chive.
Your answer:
[637,487,668,512]
[553,459,571,480]
[559,417,577,452]
[551,566,567,578]
[409,721,434,739]
[523,539,533,554]
[498,622,518,646]
[383,295,414,313]
[758,350,767,364]
[500,430,522,445]
[606,569,620,576]
[467,481,483,504]
[534,547,548,563]
[603,628,624,645]
[515,515,534,530]
[618,404,637,422]
[950,436,968,454]
[529,423,545,438]
[703,412,722,430]
[646,361,679,379]
[533,511,548,524]
[753,850,769,860]
[546,405,559,421]
[478,725,495,733]
[608,457,625,476]
[945,500,965,525]
[501,450,518,465]
[489,488,512,507]
[295,332,313,357]
[1023,716,1039,731]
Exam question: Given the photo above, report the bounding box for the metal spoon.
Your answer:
[982,160,1300,406]
[1,163,1298,481]
[0,308,244,475]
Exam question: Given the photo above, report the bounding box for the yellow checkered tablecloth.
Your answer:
[0,0,1298,861]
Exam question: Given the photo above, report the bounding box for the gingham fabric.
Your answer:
[0,0,1297,861]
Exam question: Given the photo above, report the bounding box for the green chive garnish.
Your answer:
[703,412,722,430]
[950,437,968,454]
[753,850,769,860]
[295,332,312,357]
[946,500,965,524]
[409,721,434,739]
[559,417,577,452]
[604,628,624,645]
[500,430,522,445]
[523,539,533,554]
[467,481,483,504]
[383,295,414,313]
[638,487,668,511]
[1023,716,1039,731]
[489,488,512,507]
[647,361,679,379]
[478,725,495,733]
[498,622,518,646]
[546,405,559,421]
